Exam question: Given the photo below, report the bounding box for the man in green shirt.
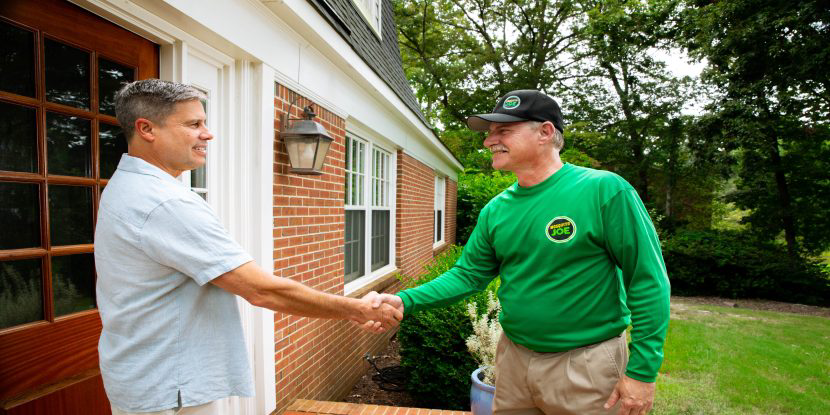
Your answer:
[371,90,670,415]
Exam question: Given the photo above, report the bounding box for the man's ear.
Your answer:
[134,118,155,143]
[537,121,555,145]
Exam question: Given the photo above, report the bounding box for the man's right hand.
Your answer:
[354,291,405,333]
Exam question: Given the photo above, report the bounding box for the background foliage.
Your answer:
[394,0,830,291]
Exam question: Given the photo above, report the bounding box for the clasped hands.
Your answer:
[352,291,405,334]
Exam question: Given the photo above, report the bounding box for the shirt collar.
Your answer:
[116,154,186,187]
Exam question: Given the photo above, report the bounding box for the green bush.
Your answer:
[397,245,498,410]
[663,229,830,306]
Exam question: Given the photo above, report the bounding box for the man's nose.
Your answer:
[483,133,497,147]
[201,128,214,140]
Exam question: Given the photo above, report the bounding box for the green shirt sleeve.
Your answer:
[398,205,500,314]
[601,188,671,382]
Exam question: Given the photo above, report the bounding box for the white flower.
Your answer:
[465,291,502,385]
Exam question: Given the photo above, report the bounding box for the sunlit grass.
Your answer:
[653,301,830,414]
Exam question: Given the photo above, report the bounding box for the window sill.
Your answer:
[433,241,448,252]
[346,268,401,299]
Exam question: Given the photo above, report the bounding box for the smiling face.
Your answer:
[146,100,213,177]
[482,121,545,171]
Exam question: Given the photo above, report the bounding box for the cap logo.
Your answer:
[502,96,521,109]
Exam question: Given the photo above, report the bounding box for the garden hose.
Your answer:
[364,353,407,392]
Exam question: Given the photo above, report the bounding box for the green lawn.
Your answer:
[653,301,830,414]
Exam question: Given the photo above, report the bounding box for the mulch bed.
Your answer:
[342,296,830,408]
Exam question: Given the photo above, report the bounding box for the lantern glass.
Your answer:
[313,137,333,171]
[286,135,318,170]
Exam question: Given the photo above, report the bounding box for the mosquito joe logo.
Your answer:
[546,216,576,243]
[502,96,521,109]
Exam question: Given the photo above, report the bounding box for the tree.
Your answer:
[679,0,830,255]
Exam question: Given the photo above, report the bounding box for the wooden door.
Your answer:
[0,0,158,413]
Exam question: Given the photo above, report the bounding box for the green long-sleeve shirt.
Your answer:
[398,163,670,382]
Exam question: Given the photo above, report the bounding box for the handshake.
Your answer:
[351,291,406,334]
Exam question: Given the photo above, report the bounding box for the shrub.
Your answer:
[663,229,830,306]
[397,245,499,409]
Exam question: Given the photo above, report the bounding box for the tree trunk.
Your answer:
[767,131,797,257]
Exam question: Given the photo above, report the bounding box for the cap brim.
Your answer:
[466,113,529,131]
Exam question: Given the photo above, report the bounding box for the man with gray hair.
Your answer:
[369,90,670,415]
[95,79,401,415]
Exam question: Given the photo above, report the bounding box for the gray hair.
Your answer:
[114,79,205,141]
[527,121,565,151]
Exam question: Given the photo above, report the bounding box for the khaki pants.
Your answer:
[493,332,628,415]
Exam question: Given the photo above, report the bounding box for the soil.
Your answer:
[342,296,829,408]
[343,336,418,408]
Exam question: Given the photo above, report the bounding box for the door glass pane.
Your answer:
[0,21,35,97]
[0,182,41,250]
[44,38,90,109]
[52,253,95,316]
[0,258,43,329]
[344,210,365,283]
[99,123,126,178]
[48,185,93,246]
[46,112,91,177]
[0,102,37,173]
[98,58,134,116]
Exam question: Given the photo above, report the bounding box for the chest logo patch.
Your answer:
[546,216,576,243]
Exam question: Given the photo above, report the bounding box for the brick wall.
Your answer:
[395,151,459,278]
[445,178,457,246]
[272,84,397,413]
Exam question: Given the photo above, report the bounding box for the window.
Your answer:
[344,135,394,291]
[0,20,137,331]
[434,176,445,246]
[353,0,382,37]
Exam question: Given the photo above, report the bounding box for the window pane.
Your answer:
[48,185,93,246]
[191,166,206,189]
[435,211,443,243]
[98,58,134,116]
[99,123,126,178]
[344,210,365,283]
[0,182,41,249]
[0,102,37,173]
[371,210,389,272]
[52,253,96,316]
[47,112,91,177]
[0,21,35,97]
[44,38,90,109]
[0,258,43,329]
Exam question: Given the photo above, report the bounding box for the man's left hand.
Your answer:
[603,375,655,415]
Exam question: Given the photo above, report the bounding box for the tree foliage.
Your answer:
[679,0,830,255]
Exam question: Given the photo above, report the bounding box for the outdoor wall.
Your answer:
[395,152,456,278]
[446,179,458,247]
[272,83,397,413]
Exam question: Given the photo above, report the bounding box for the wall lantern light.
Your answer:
[280,101,333,175]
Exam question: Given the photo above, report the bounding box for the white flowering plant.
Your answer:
[465,291,502,386]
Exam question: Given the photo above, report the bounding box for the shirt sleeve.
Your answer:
[140,196,253,285]
[398,205,500,314]
[601,188,671,382]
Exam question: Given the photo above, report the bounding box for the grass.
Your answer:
[653,301,830,414]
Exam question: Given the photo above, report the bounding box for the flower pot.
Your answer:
[470,366,495,415]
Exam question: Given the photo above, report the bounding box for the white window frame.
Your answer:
[433,175,446,248]
[352,0,382,38]
[344,133,396,294]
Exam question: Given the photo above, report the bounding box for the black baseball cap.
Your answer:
[467,90,564,133]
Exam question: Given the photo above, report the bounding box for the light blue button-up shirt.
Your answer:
[95,155,254,412]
